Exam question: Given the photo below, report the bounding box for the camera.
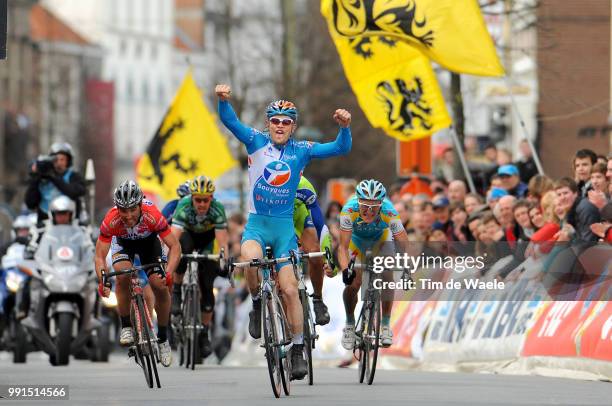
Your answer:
[35,155,55,176]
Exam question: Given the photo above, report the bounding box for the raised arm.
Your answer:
[216,84,255,147]
[310,109,352,159]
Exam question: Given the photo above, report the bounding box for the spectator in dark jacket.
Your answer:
[515,140,539,184]
[555,177,600,242]
[573,149,597,197]
[590,202,612,242]
[498,164,528,198]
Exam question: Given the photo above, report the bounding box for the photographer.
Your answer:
[24,142,86,225]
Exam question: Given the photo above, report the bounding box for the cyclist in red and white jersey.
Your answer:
[94,180,181,367]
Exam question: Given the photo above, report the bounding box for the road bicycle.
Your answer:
[174,250,224,370]
[103,260,166,388]
[230,248,330,398]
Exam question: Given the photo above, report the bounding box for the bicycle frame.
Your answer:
[230,249,331,396]
[104,261,165,388]
[129,274,156,348]
[176,251,223,369]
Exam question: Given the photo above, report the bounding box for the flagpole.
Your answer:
[505,76,545,176]
[449,126,476,194]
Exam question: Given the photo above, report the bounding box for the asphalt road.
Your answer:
[0,352,609,406]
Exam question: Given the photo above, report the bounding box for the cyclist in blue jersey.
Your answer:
[216,83,351,380]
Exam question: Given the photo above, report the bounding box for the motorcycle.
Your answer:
[19,223,100,365]
[0,242,31,362]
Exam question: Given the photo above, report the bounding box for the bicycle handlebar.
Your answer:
[182,252,222,261]
[103,262,166,286]
[231,250,329,270]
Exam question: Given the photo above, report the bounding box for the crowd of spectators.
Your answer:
[321,147,611,282]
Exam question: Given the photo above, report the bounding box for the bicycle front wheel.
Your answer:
[190,286,200,370]
[138,295,161,388]
[262,290,282,398]
[299,289,314,386]
[131,295,154,388]
[131,297,150,387]
[364,293,381,385]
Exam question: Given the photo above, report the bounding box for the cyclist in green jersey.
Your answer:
[170,175,229,359]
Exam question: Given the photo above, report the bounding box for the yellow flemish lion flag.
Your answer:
[327,29,452,140]
[137,71,237,200]
[322,0,504,77]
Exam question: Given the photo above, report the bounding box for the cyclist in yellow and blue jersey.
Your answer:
[337,179,408,350]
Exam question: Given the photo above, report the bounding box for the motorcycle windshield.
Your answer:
[34,225,94,276]
[1,243,25,269]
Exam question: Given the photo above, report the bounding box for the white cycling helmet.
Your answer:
[355,179,387,201]
[12,215,32,230]
[48,196,76,224]
[11,215,32,242]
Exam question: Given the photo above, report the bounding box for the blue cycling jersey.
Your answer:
[161,199,179,221]
[219,100,351,218]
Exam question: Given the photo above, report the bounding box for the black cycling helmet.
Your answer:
[113,180,144,209]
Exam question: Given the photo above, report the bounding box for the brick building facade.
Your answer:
[537,0,611,177]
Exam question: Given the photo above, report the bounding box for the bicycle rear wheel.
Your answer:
[299,289,314,386]
[262,290,282,398]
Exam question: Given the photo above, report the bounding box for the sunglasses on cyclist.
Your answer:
[359,202,382,213]
[193,197,212,204]
[269,117,294,126]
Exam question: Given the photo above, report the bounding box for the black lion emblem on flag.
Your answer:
[376,77,433,134]
[332,0,434,48]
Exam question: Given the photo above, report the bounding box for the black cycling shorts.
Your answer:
[178,230,220,313]
[111,234,163,275]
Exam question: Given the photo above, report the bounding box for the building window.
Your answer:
[151,43,157,60]
[126,0,133,27]
[120,39,127,55]
[126,77,134,100]
[135,42,142,58]
[142,80,149,102]
[158,82,165,103]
